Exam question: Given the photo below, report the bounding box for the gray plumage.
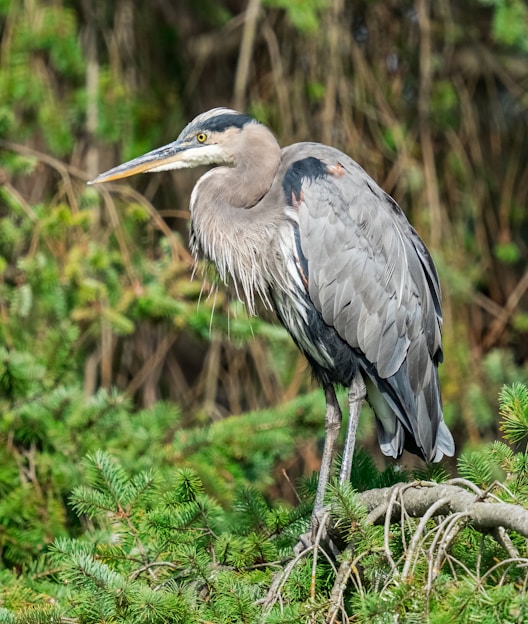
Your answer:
[90,108,455,525]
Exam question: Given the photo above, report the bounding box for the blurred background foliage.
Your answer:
[0,0,528,579]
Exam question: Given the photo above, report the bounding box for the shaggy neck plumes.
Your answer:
[189,123,283,312]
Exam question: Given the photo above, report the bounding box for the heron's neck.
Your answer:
[196,124,282,209]
[189,125,283,312]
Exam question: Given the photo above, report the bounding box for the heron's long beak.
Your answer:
[88,140,191,185]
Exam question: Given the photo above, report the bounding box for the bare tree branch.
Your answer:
[359,482,528,538]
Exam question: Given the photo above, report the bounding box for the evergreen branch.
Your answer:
[70,485,117,517]
[499,382,528,444]
[260,545,313,616]
[478,557,528,585]
[326,543,368,624]
[128,470,156,505]
[129,560,179,581]
[67,552,127,592]
[83,450,131,507]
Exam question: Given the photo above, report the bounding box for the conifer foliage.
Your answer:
[0,385,527,622]
[1,0,528,621]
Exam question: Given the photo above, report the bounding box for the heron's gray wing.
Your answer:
[284,145,453,460]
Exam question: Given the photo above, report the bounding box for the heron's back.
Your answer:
[267,143,454,462]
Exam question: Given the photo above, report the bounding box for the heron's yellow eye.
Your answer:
[196,133,207,143]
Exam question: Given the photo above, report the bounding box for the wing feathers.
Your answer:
[284,145,453,461]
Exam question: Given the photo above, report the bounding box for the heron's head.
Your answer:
[88,108,259,185]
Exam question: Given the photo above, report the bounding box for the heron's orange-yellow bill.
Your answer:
[88,144,184,185]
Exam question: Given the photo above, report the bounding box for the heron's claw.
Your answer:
[293,532,312,555]
[293,506,341,557]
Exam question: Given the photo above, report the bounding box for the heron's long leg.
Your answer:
[339,370,366,485]
[312,385,342,523]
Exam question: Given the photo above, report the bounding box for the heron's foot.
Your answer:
[263,507,339,614]
[293,530,314,556]
[293,506,340,558]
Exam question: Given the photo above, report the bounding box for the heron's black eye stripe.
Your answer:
[199,113,254,132]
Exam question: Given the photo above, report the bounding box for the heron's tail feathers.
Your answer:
[433,420,455,461]
[364,370,454,463]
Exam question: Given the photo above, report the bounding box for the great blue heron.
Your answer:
[89,108,454,528]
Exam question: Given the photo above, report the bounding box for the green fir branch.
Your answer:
[499,383,528,445]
